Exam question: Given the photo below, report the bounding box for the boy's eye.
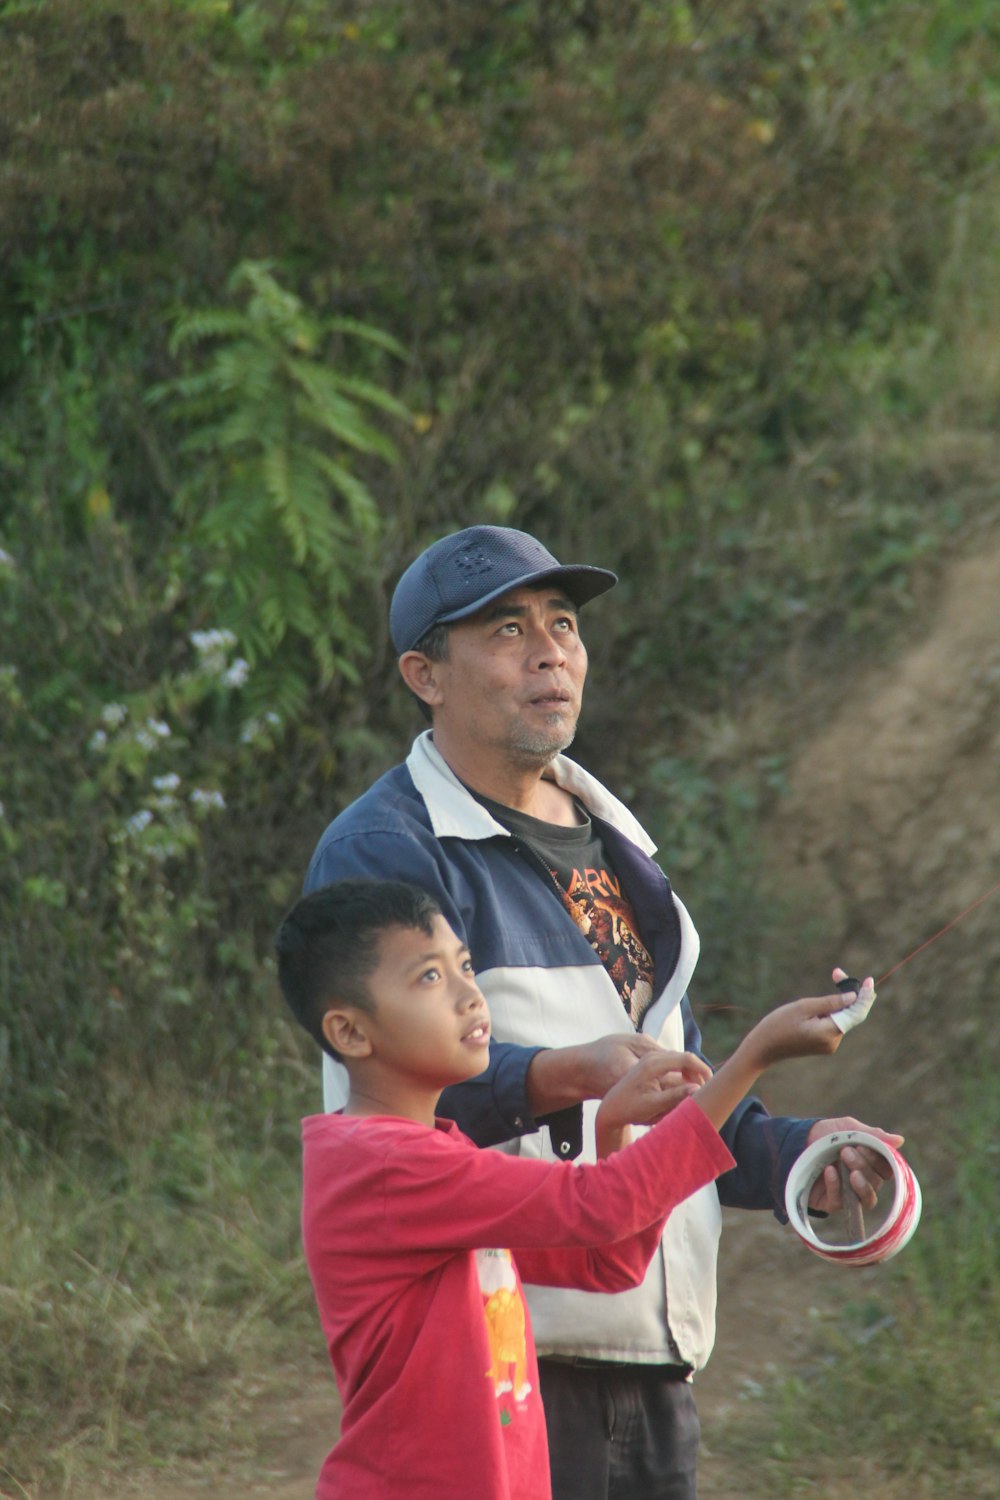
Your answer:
[462,958,476,976]
[420,966,441,983]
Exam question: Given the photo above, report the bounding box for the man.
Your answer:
[305,524,898,1500]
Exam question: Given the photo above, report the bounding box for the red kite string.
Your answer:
[876,879,1000,986]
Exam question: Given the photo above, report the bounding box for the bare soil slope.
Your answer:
[697,522,1000,1495]
[759,523,1000,1131]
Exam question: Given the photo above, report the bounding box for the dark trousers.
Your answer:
[538,1358,700,1500]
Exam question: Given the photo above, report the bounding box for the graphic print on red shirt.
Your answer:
[477,1248,532,1426]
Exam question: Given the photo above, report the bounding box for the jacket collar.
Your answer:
[406,731,657,855]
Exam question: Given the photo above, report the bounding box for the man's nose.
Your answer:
[529,625,567,667]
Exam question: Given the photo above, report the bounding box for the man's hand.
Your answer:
[806,1117,904,1213]
[595,1049,710,1157]
[525,1033,666,1116]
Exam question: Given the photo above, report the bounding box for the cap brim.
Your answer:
[436,564,618,627]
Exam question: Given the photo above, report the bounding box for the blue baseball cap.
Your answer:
[390,525,618,654]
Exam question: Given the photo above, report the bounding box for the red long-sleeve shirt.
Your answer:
[302,1095,733,1500]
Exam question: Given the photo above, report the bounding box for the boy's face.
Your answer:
[349,915,492,1092]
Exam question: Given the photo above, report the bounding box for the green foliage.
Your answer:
[149,260,407,715]
[2,0,997,1162]
[1,0,996,1178]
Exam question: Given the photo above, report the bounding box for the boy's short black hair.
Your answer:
[275,879,443,1061]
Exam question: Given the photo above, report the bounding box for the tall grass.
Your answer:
[0,1092,322,1496]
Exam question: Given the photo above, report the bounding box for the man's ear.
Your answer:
[322,1007,374,1059]
[398,651,445,710]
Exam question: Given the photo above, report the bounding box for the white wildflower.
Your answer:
[241,708,282,744]
[222,658,250,689]
[136,718,171,751]
[88,729,108,752]
[152,772,181,793]
[101,702,127,728]
[0,547,15,570]
[190,788,226,811]
[190,628,237,655]
[190,629,239,678]
[147,840,177,863]
[126,809,154,836]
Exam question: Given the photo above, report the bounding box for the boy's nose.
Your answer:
[457,978,486,1009]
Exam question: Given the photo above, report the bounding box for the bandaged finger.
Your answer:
[830,979,876,1034]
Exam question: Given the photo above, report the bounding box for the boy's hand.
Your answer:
[595,1050,710,1157]
[691,971,878,1134]
[741,980,876,1070]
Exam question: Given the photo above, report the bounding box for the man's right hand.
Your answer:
[525,1032,669,1116]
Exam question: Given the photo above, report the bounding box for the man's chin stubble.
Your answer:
[508,720,577,767]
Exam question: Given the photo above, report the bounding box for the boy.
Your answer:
[275,879,874,1500]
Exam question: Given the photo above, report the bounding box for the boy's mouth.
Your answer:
[462,1021,491,1045]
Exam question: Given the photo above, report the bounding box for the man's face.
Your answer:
[431,585,589,770]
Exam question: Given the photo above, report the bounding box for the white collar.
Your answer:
[406,731,657,855]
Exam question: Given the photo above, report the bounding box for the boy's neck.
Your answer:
[343,1076,442,1129]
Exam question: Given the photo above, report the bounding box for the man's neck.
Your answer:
[431,734,579,826]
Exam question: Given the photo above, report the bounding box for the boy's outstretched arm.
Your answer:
[594,979,879,1153]
[693,980,877,1132]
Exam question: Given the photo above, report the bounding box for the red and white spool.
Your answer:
[784,1129,922,1266]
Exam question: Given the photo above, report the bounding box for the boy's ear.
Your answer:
[322,1007,374,1059]
[398,650,444,710]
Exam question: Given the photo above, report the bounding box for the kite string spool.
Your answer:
[784,1130,922,1266]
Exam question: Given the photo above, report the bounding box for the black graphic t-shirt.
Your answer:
[476,791,655,1028]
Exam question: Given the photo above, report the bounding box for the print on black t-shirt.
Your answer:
[554,863,654,1028]
[475,791,654,1027]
